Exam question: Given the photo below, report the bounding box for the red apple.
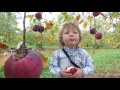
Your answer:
[96,32,102,40]
[93,12,100,17]
[35,12,42,20]
[4,49,43,78]
[38,26,44,33]
[32,25,40,32]
[66,66,77,75]
[90,28,96,34]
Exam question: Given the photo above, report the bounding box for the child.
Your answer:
[49,21,94,78]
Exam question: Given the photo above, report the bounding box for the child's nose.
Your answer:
[69,33,74,36]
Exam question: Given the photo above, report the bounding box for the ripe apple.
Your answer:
[66,66,77,75]
[32,25,40,32]
[4,49,43,78]
[96,32,102,40]
[35,12,42,20]
[38,26,44,33]
[93,12,100,17]
[90,28,96,34]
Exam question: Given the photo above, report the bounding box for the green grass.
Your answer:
[40,50,55,78]
[0,66,5,78]
[90,49,120,74]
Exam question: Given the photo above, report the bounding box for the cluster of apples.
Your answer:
[32,12,44,33]
[90,12,102,40]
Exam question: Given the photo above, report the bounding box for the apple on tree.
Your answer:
[38,26,44,33]
[35,12,42,20]
[93,12,100,17]
[4,49,43,78]
[32,25,40,32]
[96,32,102,40]
[90,28,96,34]
[4,12,43,78]
[32,25,44,33]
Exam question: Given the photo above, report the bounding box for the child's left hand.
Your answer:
[72,67,83,78]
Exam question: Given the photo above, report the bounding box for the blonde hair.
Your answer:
[58,21,81,47]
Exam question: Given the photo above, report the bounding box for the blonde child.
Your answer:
[49,21,94,78]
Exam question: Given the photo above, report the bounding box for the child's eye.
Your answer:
[73,32,78,34]
[64,32,69,34]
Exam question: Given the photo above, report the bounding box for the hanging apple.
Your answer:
[32,25,40,32]
[90,28,97,34]
[93,12,100,17]
[96,32,102,40]
[38,26,44,33]
[4,12,43,78]
[35,12,42,20]
[4,49,43,78]
[32,25,44,33]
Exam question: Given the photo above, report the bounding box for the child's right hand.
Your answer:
[60,68,73,78]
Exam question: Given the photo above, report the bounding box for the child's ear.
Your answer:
[60,37,63,42]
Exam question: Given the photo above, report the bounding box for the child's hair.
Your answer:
[58,21,82,47]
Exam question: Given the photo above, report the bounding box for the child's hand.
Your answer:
[72,67,83,78]
[60,68,73,78]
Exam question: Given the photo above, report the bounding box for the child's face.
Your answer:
[62,26,80,48]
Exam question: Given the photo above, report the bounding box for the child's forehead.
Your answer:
[65,24,75,27]
[64,24,77,29]
[64,25,78,31]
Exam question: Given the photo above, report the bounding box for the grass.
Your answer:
[0,66,5,78]
[90,49,120,74]
[0,48,120,78]
[40,49,54,78]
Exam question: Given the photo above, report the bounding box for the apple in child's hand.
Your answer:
[66,66,77,75]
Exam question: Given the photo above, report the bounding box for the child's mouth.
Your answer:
[69,38,75,41]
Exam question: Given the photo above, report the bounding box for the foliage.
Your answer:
[24,12,120,49]
[0,12,21,47]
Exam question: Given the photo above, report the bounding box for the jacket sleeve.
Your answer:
[81,51,94,77]
[49,51,62,77]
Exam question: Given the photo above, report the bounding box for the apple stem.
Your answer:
[38,21,43,50]
[89,12,91,29]
[40,33,43,50]
[94,35,97,50]
[94,17,97,50]
[10,12,27,60]
[92,16,97,57]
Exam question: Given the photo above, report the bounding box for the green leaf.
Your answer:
[33,18,37,23]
